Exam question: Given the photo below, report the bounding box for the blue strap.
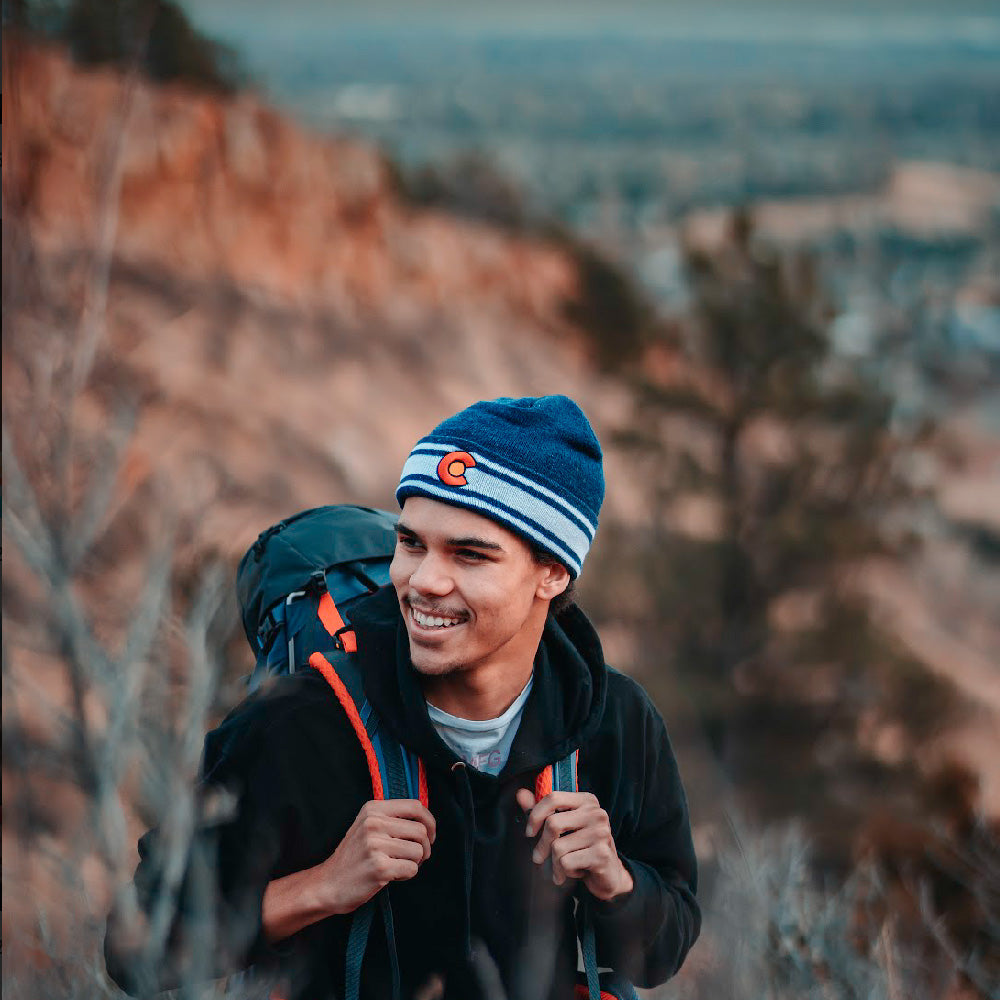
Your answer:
[345,899,375,1000]
[331,666,408,1000]
[371,730,390,792]
[344,893,402,1000]
[555,748,601,1000]
[553,749,578,793]
[381,735,412,801]
[380,890,401,1000]
[580,897,601,1000]
[315,648,414,1000]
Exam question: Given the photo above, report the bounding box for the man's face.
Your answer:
[390,497,568,678]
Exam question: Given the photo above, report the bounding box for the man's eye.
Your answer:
[456,549,487,561]
[398,536,423,550]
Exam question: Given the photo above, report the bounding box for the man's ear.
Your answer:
[536,560,570,601]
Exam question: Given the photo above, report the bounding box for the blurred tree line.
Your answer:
[578,209,998,997]
[5,0,245,92]
[621,210,941,819]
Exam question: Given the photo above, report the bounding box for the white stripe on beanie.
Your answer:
[404,442,597,537]
[397,444,592,575]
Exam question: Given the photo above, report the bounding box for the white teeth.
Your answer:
[412,608,462,629]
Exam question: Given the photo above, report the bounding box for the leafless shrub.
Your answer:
[649,820,974,1000]
[2,32,230,994]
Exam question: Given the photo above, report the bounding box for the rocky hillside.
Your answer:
[4,39,643,575]
[3,38,649,959]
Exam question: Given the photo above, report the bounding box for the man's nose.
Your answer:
[408,551,453,596]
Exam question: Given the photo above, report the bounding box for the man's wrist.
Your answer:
[588,860,634,902]
[311,858,349,917]
[263,863,342,943]
[613,862,635,899]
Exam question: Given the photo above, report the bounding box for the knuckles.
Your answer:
[541,803,612,840]
[361,815,383,836]
[548,813,572,836]
[372,857,394,880]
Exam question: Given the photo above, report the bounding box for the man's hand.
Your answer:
[263,799,435,942]
[515,788,634,902]
[318,798,436,913]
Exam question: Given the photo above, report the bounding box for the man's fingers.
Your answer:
[377,835,425,864]
[536,824,596,873]
[524,791,579,834]
[552,830,616,878]
[551,844,603,885]
[363,799,436,843]
[532,808,579,862]
[524,791,597,838]
[380,856,420,882]
[521,791,614,886]
[548,827,596,864]
[531,803,604,862]
[381,799,437,841]
[515,787,536,813]
[380,817,433,859]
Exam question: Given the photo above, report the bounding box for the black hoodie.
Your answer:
[106,587,700,1000]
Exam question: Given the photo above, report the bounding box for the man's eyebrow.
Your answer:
[395,523,503,552]
[447,535,504,551]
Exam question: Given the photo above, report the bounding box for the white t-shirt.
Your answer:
[426,676,534,776]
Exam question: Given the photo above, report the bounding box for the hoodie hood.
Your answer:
[349,585,608,778]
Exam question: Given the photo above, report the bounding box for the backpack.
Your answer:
[237,504,400,687]
[236,505,636,1000]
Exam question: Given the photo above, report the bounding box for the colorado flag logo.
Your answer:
[437,451,477,487]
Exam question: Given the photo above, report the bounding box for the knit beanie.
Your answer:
[396,395,604,578]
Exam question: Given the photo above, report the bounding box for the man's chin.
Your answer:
[407,642,463,677]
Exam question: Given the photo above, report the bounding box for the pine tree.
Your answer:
[610,208,955,862]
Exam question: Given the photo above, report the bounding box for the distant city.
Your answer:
[186,3,1000,423]
[192,7,1000,209]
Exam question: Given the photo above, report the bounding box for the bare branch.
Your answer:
[64,402,140,572]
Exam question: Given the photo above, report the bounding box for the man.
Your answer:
[106,395,700,1000]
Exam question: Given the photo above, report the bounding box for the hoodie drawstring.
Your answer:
[450,760,476,959]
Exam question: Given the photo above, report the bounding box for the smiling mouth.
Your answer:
[408,606,466,630]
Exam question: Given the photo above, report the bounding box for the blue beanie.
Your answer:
[396,395,604,578]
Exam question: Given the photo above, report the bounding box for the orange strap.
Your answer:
[535,764,554,801]
[309,650,429,809]
[309,651,384,800]
[574,987,617,1000]
[417,758,429,809]
[317,591,358,653]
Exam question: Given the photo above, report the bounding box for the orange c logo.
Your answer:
[437,451,477,487]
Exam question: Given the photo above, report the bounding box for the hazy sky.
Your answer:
[182,0,1000,43]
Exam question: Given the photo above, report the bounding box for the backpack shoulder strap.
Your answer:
[310,646,420,1000]
[534,750,637,1000]
[534,748,579,800]
[317,590,358,653]
[310,586,428,806]
[309,650,428,808]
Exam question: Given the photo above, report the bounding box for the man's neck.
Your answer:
[421,658,535,721]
